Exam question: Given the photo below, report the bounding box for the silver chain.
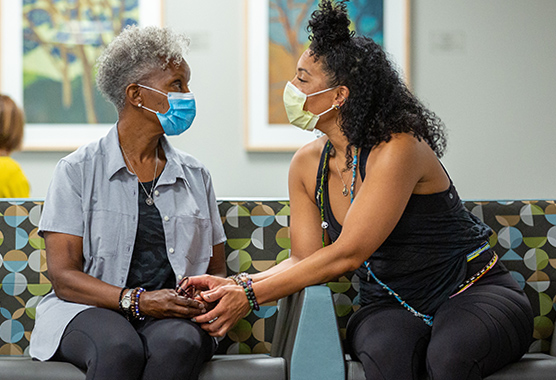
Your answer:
[334,156,349,197]
[121,145,159,206]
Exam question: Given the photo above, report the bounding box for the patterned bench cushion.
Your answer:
[1,200,555,356]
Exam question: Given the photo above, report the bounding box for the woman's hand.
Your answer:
[187,274,235,292]
[139,289,206,319]
[192,285,251,337]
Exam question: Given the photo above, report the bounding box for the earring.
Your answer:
[333,104,340,110]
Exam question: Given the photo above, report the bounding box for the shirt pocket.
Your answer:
[87,210,123,257]
[174,215,212,275]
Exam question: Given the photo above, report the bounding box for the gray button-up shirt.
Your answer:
[30,125,226,360]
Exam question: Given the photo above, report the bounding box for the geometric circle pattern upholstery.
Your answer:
[1,200,555,356]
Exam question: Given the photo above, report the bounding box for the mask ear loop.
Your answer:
[307,85,338,97]
[137,83,168,97]
[310,86,342,116]
[136,84,168,114]
[138,103,160,114]
[316,105,337,117]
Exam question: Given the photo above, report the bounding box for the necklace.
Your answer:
[121,145,159,206]
[317,141,358,245]
[317,141,433,326]
[334,156,349,197]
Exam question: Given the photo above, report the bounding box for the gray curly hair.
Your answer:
[96,25,190,112]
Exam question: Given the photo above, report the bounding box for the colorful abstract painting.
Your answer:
[268,0,384,124]
[22,0,139,124]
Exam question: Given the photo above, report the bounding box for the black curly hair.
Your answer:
[307,0,447,164]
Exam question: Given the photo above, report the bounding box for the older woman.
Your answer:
[29,26,226,380]
[190,2,533,379]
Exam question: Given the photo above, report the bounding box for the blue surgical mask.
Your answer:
[137,84,196,136]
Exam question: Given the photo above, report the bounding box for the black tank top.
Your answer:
[315,143,492,314]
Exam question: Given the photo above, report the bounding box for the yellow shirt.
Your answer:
[0,156,30,198]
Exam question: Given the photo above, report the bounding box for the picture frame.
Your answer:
[0,0,163,151]
[244,0,411,152]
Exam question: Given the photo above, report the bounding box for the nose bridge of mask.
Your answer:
[168,92,195,110]
[168,92,194,100]
[285,81,308,103]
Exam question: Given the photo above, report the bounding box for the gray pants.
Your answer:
[52,308,215,380]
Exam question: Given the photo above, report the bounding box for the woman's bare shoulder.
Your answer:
[291,136,327,168]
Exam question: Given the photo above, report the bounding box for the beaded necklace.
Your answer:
[318,141,358,247]
[317,140,434,327]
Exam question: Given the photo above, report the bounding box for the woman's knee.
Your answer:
[142,319,212,358]
[427,343,481,380]
[58,308,146,378]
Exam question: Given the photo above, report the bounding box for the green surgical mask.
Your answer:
[283,81,337,131]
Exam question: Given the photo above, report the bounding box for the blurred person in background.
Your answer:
[0,94,30,198]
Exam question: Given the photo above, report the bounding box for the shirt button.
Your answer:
[155,190,160,196]
[449,193,454,199]
[164,216,169,222]
[169,248,175,254]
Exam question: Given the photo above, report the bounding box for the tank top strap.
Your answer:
[314,141,330,203]
[358,146,372,181]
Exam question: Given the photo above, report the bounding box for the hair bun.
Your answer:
[308,0,353,47]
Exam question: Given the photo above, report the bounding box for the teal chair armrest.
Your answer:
[271,285,345,380]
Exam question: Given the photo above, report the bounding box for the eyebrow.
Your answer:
[297,67,312,76]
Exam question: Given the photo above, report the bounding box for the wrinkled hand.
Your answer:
[140,289,206,319]
[192,285,251,337]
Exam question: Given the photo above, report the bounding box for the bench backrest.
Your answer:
[0,200,555,355]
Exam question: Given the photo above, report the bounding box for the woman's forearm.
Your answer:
[51,269,123,309]
[251,257,297,282]
[252,242,357,304]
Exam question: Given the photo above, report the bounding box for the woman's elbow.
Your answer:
[49,271,75,301]
[344,257,364,273]
[335,245,368,273]
[327,256,362,278]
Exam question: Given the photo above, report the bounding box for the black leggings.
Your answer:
[51,308,215,380]
[347,257,534,380]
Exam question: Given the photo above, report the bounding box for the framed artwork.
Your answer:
[244,0,411,151]
[0,0,163,151]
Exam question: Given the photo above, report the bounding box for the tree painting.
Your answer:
[22,0,139,124]
[268,0,383,124]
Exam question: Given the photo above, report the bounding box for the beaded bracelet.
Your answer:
[228,272,252,286]
[228,273,259,311]
[244,279,260,311]
[131,287,146,320]
[239,279,260,311]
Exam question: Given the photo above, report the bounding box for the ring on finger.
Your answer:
[208,316,219,324]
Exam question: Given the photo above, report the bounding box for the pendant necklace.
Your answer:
[121,145,159,206]
[318,141,358,245]
[334,156,350,197]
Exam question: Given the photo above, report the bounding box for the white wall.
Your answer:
[412,0,556,199]
[15,0,556,200]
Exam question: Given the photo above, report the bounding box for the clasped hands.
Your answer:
[177,275,252,337]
